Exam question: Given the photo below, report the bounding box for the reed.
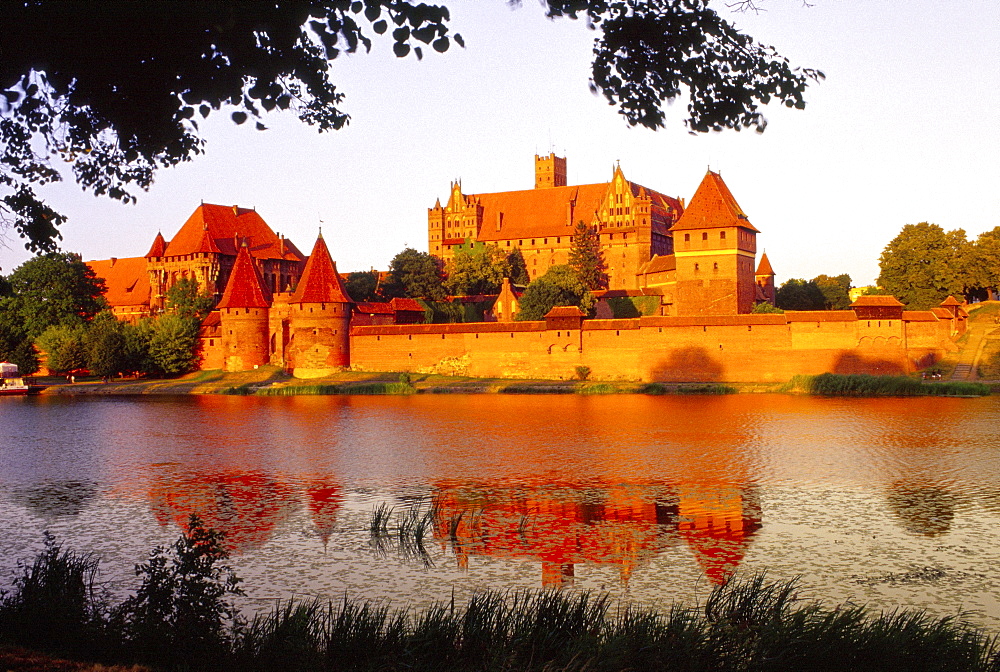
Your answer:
[806,373,990,397]
[256,382,417,395]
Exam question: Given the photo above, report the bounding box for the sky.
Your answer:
[1,0,998,287]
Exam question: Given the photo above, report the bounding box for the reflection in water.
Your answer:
[886,483,957,537]
[9,480,98,517]
[432,480,761,586]
[147,467,342,553]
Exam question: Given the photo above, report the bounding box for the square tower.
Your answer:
[535,153,567,188]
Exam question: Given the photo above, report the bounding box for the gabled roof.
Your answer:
[903,311,939,322]
[931,307,953,319]
[940,296,962,307]
[354,302,394,315]
[671,171,758,232]
[755,253,774,276]
[217,245,271,309]
[290,235,352,304]
[163,203,306,262]
[145,231,167,258]
[87,257,150,307]
[850,295,904,308]
[638,254,676,275]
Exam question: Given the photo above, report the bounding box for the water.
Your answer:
[2,393,999,628]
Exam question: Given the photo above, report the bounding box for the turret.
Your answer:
[754,253,776,306]
[286,232,353,376]
[217,244,271,371]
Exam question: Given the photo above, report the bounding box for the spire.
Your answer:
[290,234,353,304]
[671,171,758,232]
[145,231,167,258]
[217,245,271,309]
[755,252,774,276]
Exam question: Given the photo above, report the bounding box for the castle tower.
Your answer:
[217,244,272,372]
[671,171,758,316]
[535,153,567,188]
[145,231,168,312]
[286,232,353,377]
[755,253,776,306]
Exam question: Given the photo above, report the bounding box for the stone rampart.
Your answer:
[350,311,949,382]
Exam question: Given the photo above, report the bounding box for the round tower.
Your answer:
[217,245,272,372]
[286,232,353,377]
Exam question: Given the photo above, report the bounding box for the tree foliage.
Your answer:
[445,243,511,296]
[84,311,130,379]
[165,278,215,321]
[35,324,88,374]
[515,265,595,321]
[507,247,530,286]
[148,315,201,376]
[2,253,106,339]
[568,220,609,291]
[2,1,818,253]
[812,273,852,310]
[968,227,1000,299]
[877,223,970,310]
[345,270,382,302]
[382,247,446,300]
[775,278,825,311]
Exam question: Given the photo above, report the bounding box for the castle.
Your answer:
[89,155,966,382]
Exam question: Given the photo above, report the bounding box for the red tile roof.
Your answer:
[784,310,857,322]
[389,297,425,312]
[902,311,939,322]
[671,171,758,232]
[290,235,352,304]
[755,253,774,276]
[639,254,676,274]
[545,306,585,318]
[163,203,305,262]
[87,257,150,307]
[931,307,953,319]
[460,181,681,243]
[354,302,394,314]
[217,245,271,309]
[850,295,904,307]
[145,231,167,258]
[940,296,962,307]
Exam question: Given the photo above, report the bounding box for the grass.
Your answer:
[795,373,991,397]
[253,381,416,396]
[5,531,1000,672]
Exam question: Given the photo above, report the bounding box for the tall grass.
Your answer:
[4,531,1000,672]
[254,382,416,395]
[639,382,737,395]
[805,373,990,397]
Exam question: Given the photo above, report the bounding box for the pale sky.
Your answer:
[1,0,997,287]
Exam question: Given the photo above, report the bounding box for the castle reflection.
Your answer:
[432,479,762,586]
[147,468,342,553]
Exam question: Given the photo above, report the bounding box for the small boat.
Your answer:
[0,362,30,395]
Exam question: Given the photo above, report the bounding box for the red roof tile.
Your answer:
[545,306,586,318]
[87,257,150,308]
[755,253,774,276]
[389,297,425,312]
[458,181,681,243]
[903,311,939,322]
[164,203,305,262]
[940,296,962,307]
[671,171,758,232]
[784,311,857,322]
[354,302,394,314]
[217,245,271,309]
[145,231,167,258]
[850,295,904,307]
[639,254,676,274]
[290,235,352,304]
[931,307,953,319]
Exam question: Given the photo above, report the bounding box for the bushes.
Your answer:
[804,373,990,397]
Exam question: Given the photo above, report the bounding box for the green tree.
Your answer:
[345,270,382,302]
[35,324,88,374]
[775,278,825,311]
[2,2,818,253]
[382,248,446,300]
[164,278,215,321]
[876,223,970,309]
[507,248,530,286]
[3,253,106,339]
[568,220,609,291]
[515,265,595,321]
[751,302,784,314]
[445,243,510,296]
[148,315,200,375]
[969,227,1000,300]
[812,273,852,310]
[84,312,129,379]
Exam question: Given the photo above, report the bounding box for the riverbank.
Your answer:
[30,366,994,397]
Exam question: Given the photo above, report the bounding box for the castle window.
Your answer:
[684,234,690,242]
[556,237,561,243]
[720,231,726,240]
[695,263,700,271]
[531,239,536,245]
[543,238,547,244]
[713,263,718,271]
[626,207,630,214]
[702,232,708,241]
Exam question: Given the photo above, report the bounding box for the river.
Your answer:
[2,393,999,629]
